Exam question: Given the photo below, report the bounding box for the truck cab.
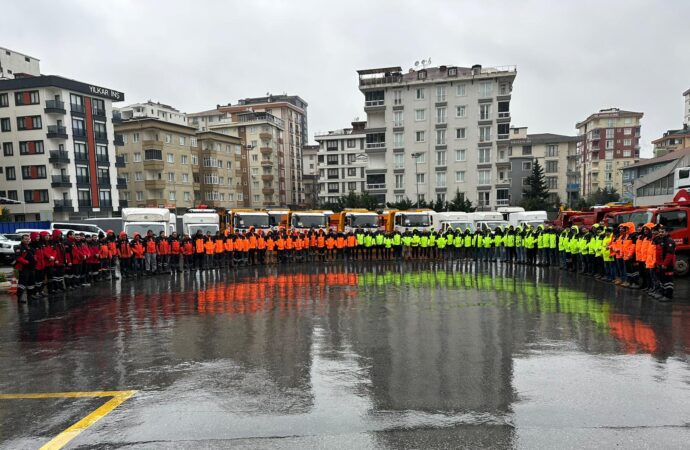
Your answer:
[337,209,379,233]
[507,210,548,229]
[229,210,270,234]
[182,209,220,236]
[290,210,333,233]
[388,210,433,233]
[122,208,176,237]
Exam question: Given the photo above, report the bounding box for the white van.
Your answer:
[51,222,105,237]
[508,210,548,228]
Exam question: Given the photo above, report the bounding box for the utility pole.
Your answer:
[411,152,423,208]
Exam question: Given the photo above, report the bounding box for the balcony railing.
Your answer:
[365,99,385,108]
[496,199,510,206]
[99,199,113,208]
[46,125,68,139]
[76,176,90,185]
[366,183,386,190]
[94,132,108,141]
[498,111,510,119]
[92,108,106,117]
[49,150,70,164]
[72,128,86,139]
[112,111,122,123]
[97,177,110,186]
[78,199,92,207]
[51,175,71,187]
[497,133,509,140]
[54,199,73,210]
[365,142,386,149]
[44,100,66,114]
[115,156,126,167]
[114,135,124,146]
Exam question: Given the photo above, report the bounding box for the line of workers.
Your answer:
[12,222,676,303]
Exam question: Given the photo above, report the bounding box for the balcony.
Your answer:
[116,177,127,189]
[260,147,273,155]
[497,133,509,140]
[261,159,273,167]
[144,179,166,190]
[78,199,92,208]
[72,128,87,139]
[366,183,386,190]
[496,178,511,186]
[76,176,90,186]
[262,188,275,195]
[53,199,74,212]
[259,132,273,141]
[99,199,113,209]
[142,140,163,151]
[44,100,66,114]
[115,156,126,168]
[46,125,68,139]
[496,199,510,207]
[497,111,510,119]
[143,160,164,171]
[97,177,111,187]
[49,150,70,164]
[92,108,106,118]
[114,135,124,146]
[261,174,274,182]
[364,99,385,111]
[95,132,108,142]
[112,111,122,124]
[70,103,85,114]
[74,152,89,162]
[51,175,71,188]
[96,153,110,166]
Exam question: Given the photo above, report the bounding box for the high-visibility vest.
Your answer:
[204,240,215,255]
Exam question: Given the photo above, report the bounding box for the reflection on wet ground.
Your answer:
[0,262,688,448]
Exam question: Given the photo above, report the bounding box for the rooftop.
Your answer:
[121,100,182,112]
[187,108,224,117]
[314,128,366,138]
[0,46,39,61]
[652,125,690,144]
[358,64,516,87]
[237,94,307,110]
[576,108,644,128]
[0,74,124,102]
[684,88,690,96]
[622,146,690,170]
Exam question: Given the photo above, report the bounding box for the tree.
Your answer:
[386,197,414,210]
[520,159,550,211]
[0,208,11,222]
[586,187,620,206]
[448,190,476,212]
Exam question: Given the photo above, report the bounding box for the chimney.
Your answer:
[471,64,482,75]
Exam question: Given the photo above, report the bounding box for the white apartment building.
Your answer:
[357,64,516,210]
[0,47,40,80]
[302,144,319,208]
[0,74,125,221]
[684,88,690,126]
[116,101,187,125]
[313,122,368,204]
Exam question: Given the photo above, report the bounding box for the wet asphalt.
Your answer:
[0,262,689,449]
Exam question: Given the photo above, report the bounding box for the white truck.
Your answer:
[290,210,333,233]
[507,210,548,228]
[267,209,290,231]
[430,212,474,232]
[497,206,525,221]
[470,212,508,232]
[16,222,105,238]
[122,208,176,237]
[182,209,220,236]
[230,210,271,234]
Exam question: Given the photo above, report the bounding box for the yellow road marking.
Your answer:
[0,390,137,450]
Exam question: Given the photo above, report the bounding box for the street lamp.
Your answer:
[411,152,423,208]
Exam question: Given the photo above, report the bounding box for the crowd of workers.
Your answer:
[12,221,677,303]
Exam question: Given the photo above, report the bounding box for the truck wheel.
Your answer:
[675,255,689,277]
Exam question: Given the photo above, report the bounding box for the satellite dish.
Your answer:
[414,61,420,68]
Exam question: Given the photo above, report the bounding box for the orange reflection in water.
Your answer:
[608,313,658,354]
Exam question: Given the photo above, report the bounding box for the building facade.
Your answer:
[684,88,690,127]
[508,128,581,207]
[0,47,40,80]
[301,144,319,208]
[0,74,124,221]
[652,126,690,157]
[621,147,690,206]
[575,108,642,199]
[194,131,243,209]
[313,122,368,205]
[116,101,187,126]
[357,64,516,210]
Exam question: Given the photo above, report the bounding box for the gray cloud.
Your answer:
[4,0,689,155]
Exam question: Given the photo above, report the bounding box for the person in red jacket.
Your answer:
[157,231,171,274]
[653,225,676,302]
[131,233,145,277]
[86,235,101,284]
[117,232,133,278]
[169,232,182,273]
[31,231,47,298]
[42,231,57,294]
[63,231,76,289]
[14,234,35,303]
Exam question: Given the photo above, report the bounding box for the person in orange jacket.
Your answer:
[265,232,276,265]
[157,231,171,274]
[131,233,145,277]
[181,235,194,272]
[256,231,267,265]
[214,232,225,268]
[169,231,182,273]
[143,230,158,275]
[106,230,119,281]
[224,233,235,268]
[204,233,215,269]
[117,232,133,278]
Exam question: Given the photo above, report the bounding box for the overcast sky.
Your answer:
[3,0,689,156]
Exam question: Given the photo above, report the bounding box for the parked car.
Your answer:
[0,233,20,264]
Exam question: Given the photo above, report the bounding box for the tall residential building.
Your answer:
[508,127,582,207]
[0,74,124,221]
[575,108,642,199]
[357,64,516,210]
[0,47,40,79]
[684,88,690,126]
[313,121,368,205]
[115,118,243,212]
[301,144,319,208]
[116,101,187,125]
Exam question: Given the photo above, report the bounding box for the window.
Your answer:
[192,155,198,165]
[455,149,466,161]
[347,168,357,177]
[7,190,18,201]
[392,153,404,169]
[436,171,446,187]
[347,139,356,148]
[546,176,558,190]
[14,91,39,105]
[3,142,13,156]
[436,129,446,145]
[478,170,491,185]
[130,152,141,163]
[479,126,491,142]
[393,111,403,127]
[94,122,107,140]
[70,94,84,112]
[190,137,197,147]
[478,148,491,164]
[657,210,688,231]
[605,140,614,149]
[92,98,105,116]
[436,107,447,124]
[455,128,466,139]
[455,171,465,183]
[415,88,425,100]
[521,161,533,172]
[165,133,172,144]
[17,116,42,130]
[456,105,466,118]
[395,174,404,188]
[327,168,338,179]
[132,132,140,143]
[436,85,447,102]
[416,173,425,184]
[135,172,143,181]
[393,90,403,105]
[395,194,404,202]
[479,104,492,120]
[0,118,10,132]
[0,93,8,107]
[416,131,426,142]
[145,149,162,160]
[167,172,175,182]
[326,154,338,165]
[347,182,357,191]
[136,191,144,201]
[5,166,16,180]
[19,141,44,155]
[21,165,46,179]
[624,117,633,125]
[545,161,558,173]
[393,132,404,148]
[522,145,532,156]
[184,192,191,202]
[179,136,186,146]
[606,129,614,139]
[167,153,174,163]
[169,191,176,201]
[181,173,189,183]
[436,150,446,166]
[24,189,49,203]
[326,140,338,151]
[327,182,339,193]
[415,109,426,121]
[623,150,632,157]
[456,84,466,96]
[546,144,558,157]
[479,81,493,97]
[181,155,188,164]
[624,139,632,146]
[251,167,259,176]
[414,152,425,163]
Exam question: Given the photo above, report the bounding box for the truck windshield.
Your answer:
[481,221,508,230]
[401,214,430,227]
[629,211,653,227]
[447,221,474,231]
[124,223,165,237]
[292,215,327,228]
[268,213,287,228]
[235,215,270,229]
[350,215,378,227]
[188,224,219,236]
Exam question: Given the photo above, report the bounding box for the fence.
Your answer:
[0,221,50,234]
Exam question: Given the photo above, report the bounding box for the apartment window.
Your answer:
[436,171,446,187]
[132,152,141,163]
[436,129,446,145]
[414,152,425,163]
[479,104,492,120]
[623,150,632,157]
[93,121,107,141]
[145,149,162,160]
[416,131,426,142]
[181,155,188,165]
[7,190,18,201]
[184,192,191,201]
[326,140,338,151]
[393,90,403,105]
[70,94,84,112]
[130,132,138,144]
[251,167,259,176]
[624,139,632,146]
[327,182,339,193]
[605,140,614,149]
[455,128,467,140]
[479,126,491,142]
[14,91,40,105]
[21,165,46,179]
[167,153,174,163]
[545,161,558,173]
[5,166,16,180]
[190,137,197,147]
[347,168,357,177]
[19,141,44,155]
[436,86,446,102]
[415,109,426,121]
[0,117,11,132]
[24,189,49,203]
[0,93,8,107]
[72,142,86,160]
[456,105,466,118]
[455,149,466,161]
[624,117,633,125]
[455,171,465,183]
[456,84,466,96]
[181,173,189,183]
[436,150,446,166]
[346,139,356,148]
[17,116,42,130]
[167,172,175,182]
[395,174,404,188]
[90,98,105,116]
[478,170,491,185]
[167,191,176,201]
[347,182,357,191]
[606,129,614,139]
[165,133,172,144]
[2,142,13,156]
[391,110,404,128]
[395,194,404,202]
[326,154,338,165]
[179,136,186,146]
[394,153,404,169]
[415,88,425,100]
[136,191,144,201]
[623,128,632,135]
[192,155,198,165]
[546,144,558,157]
[522,162,532,171]
[479,81,493,97]
[327,168,338,179]
[135,172,143,181]
[393,132,404,148]
[522,145,532,156]
[416,173,425,184]
[478,148,491,164]
[436,107,447,124]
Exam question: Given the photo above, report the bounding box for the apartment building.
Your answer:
[116,101,187,125]
[0,74,124,221]
[313,121,368,205]
[357,64,516,210]
[652,126,690,157]
[115,118,242,212]
[575,108,642,199]
[508,127,582,207]
[0,47,40,79]
[622,147,690,206]
[302,144,319,208]
[684,88,690,126]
